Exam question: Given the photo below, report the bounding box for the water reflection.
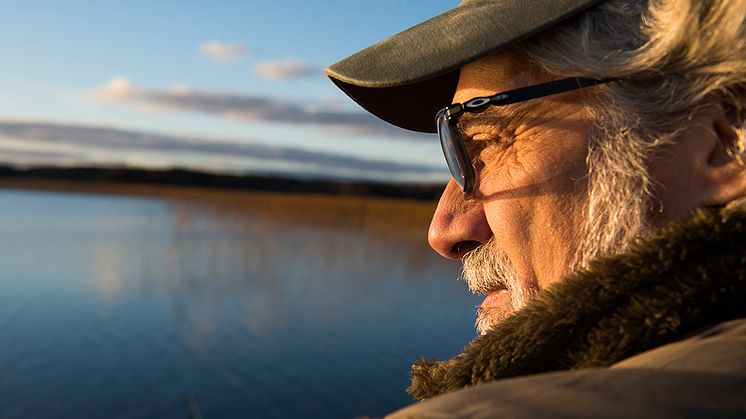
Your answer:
[94,193,454,341]
[0,188,479,419]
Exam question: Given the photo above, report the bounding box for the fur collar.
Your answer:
[409,199,746,401]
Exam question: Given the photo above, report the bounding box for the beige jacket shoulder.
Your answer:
[388,318,746,419]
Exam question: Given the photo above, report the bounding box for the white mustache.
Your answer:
[461,237,517,294]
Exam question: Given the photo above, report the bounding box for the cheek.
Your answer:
[481,186,588,288]
[478,136,588,198]
[476,116,592,285]
[482,200,535,280]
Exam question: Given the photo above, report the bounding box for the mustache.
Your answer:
[461,237,515,294]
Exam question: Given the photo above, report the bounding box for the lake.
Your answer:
[0,185,480,419]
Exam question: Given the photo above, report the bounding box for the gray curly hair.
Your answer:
[517,0,746,268]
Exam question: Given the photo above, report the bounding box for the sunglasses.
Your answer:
[436,77,612,200]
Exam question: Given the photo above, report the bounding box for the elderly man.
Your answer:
[327,0,745,417]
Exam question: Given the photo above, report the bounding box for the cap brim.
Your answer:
[325,0,603,133]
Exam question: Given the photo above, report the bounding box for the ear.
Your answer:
[696,90,746,206]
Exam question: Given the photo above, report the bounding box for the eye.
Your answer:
[463,136,498,169]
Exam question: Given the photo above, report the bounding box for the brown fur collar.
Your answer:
[409,199,746,400]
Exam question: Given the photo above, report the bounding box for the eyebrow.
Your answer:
[457,99,536,141]
[458,107,509,137]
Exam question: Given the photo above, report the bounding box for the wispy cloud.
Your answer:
[93,77,143,102]
[91,77,428,140]
[253,59,318,81]
[0,120,446,182]
[198,41,248,62]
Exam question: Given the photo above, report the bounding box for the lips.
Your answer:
[478,288,515,327]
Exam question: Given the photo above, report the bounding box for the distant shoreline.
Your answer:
[0,166,443,201]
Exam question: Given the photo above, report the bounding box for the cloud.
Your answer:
[91,78,429,140]
[92,77,143,102]
[253,59,318,81]
[199,41,248,61]
[0,120,446,182]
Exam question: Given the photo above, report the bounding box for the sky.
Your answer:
[0,0,458,183]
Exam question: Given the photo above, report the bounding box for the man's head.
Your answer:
[328,0,746,334]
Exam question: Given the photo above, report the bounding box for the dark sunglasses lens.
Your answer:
[437,114,468,192]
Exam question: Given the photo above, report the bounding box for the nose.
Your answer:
[428,179,493,259]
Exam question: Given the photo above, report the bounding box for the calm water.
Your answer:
[0,187,479,419]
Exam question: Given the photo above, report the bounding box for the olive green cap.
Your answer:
[325,0,604,133]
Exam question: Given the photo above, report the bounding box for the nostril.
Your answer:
[451,240,482,258]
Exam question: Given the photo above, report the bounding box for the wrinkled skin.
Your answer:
[429,52,593,295]
[428,50,746,329]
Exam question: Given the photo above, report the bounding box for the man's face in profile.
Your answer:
[428,51,597,333]
[428,50,713,334]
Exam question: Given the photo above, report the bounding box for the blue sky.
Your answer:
[0,0,457,183]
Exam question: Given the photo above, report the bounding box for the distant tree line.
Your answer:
[0,165,442,200]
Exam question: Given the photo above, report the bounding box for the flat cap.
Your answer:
[325,0,604,133]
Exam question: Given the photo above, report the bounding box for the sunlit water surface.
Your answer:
[0,187,479,419]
